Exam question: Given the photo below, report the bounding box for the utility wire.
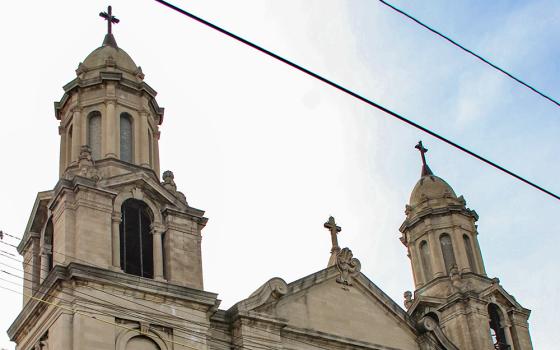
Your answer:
[378,0,560,109]
[0,260,274,350]
[153,0,559,201]
[0,236,339,350]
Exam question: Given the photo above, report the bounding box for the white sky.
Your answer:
[0,1,558,349]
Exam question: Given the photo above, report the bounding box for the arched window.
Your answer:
[488,303,509,350]
[119,199,153,278]
[126,336,161,350]
[88,111,102,160]
[120,113,133,163]
[439,234,456,274]
[419,241,433,282]
[463,234,477,273]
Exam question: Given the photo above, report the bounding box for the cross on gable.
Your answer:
[324,216,341,253]
[99,5,120,35]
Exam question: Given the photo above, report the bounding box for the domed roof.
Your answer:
[81,34,137,72]
[410,174,457,205]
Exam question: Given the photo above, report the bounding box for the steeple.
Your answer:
[54,5,164,179]
[399,142,533,350]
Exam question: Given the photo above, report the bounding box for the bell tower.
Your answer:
[9,7,217,350]
[400,142,533,350]
[56,6,162,179]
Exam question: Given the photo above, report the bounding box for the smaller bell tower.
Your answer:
[399,142,533,350]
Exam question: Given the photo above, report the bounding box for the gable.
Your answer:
[266,273,420,350]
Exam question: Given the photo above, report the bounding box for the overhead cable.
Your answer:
[378,0,560,109]
[153,0,559,201]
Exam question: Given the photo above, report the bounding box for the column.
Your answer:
[429,231,445,277]
[59,125,67,176]
[105,100,117,158]
[139,111,150,167]
[70,108,82,163]
[111,213,121,270]
[31,234,41,292]
[502,320,515,350]
[473,231,487,276]
[40,251,50,283]
[152,225,165,280]
[452,228,470,273]
[153,130,161,176]
[408,243,423,288]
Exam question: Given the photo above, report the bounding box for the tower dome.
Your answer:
[409,174,457,206]
[82,40,138,71]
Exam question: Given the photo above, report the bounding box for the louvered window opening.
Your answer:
[120,199,153,279]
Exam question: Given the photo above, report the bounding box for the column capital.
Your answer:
[150,224,166,235]
[111,213,122,222]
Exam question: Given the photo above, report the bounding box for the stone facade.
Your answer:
[8,23,532,350]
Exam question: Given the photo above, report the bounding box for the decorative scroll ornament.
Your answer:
[335,248,361,288]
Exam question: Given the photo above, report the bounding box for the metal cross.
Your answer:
[324,216,341,252]
[99,6,120,35]
[415,141,428,167]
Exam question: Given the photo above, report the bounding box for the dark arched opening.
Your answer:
[119,199,153,278]
[488,303,510,350]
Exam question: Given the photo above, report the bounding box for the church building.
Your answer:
[8,7,533,350]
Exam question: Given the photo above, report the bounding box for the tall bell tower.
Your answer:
[400,142,533,350]
[9,7,218,350]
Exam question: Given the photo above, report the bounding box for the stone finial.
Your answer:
[162,170,177,192]
[162,170,188,204]
[335,247,361,289]
[135,66,145,81]
[449,264,466,293]
[77,145,100,181]
[404,290,414,309]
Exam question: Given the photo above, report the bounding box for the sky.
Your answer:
[0,1,558,349]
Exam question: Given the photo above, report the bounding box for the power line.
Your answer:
[0,260,273,350]
[153,0,559,202]
[0,236,339,350]
[378,0,560,109]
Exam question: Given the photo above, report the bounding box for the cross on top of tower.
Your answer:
[415,141,433,176]
[99,6,120,35]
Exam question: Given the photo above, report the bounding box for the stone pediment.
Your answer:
[229,267,421,350]
[479,280,529,314]
[17,190,53,253]
[99,171,203,217]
